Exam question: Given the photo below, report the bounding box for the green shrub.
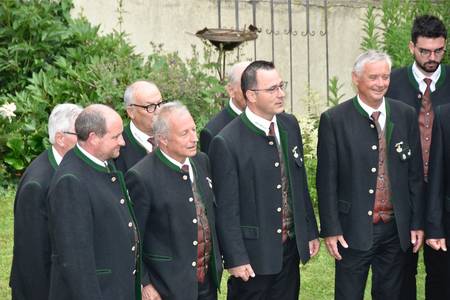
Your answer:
[0,0,225,184]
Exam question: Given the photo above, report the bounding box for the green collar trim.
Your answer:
[47,148,58,170]
[407,65,420,92]
[124,123,147,155]
[240,112,266,137]
[155,148,183,173]
[225,103,239,119]
[406,64,446,91]
[435,65,446,89]
[352,96,369,118]
[74,146,109,173]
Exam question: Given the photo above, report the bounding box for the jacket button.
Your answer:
[192,261,197,267]
[369,189,374,194]
[277,207,282,212]
[128,222,133,227]
[132,269,136,275]
[275,162,280,167]
[188,197,194,202]
[368,210,373,216]
[193,218,198,224]
[132,246,136,251]
[371,167,377,173]
[269,141,274,146]
[183,175,188,181]
[120,198,125,204]
[372,145,377,150]
[193,241,198,246]
[370,124,375,129]
[111,176,116,182]
[276,229,282,234]
[276,184,282,189]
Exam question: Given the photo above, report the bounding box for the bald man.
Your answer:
[115,80,164,172]
[48,104,140,300]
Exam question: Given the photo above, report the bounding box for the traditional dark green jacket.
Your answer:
[386,64,450,112]
[10,149,57,300]
[125,150,223,300]
[200,104,238,154]
[427,104,450,239]
[48,146,140,300]
[317,97,424,252]
[209,112,319,275]
[115,123,147,173]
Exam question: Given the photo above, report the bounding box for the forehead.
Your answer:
[255,69,281,86]
[169,111,195,132]
[362,60,390,74]
[415,36,446,48]
[105,113,123,133]
[134,85,162,104]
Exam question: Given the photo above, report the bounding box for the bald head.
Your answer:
[227,61,251,111]
[124,80,162,135]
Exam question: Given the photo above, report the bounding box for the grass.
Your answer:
[1,186,426,300]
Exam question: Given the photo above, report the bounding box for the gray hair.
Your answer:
[227,61,251,85]
[123,80,158,107]
[153,101,189,142]
[75,104,112,141]
[353,50,392,76]
[48,103,82,144]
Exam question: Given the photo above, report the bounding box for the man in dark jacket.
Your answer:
[385,15,449,300]
[200,61,250,153]
[126,101,222,300]
[209,60,320,300]
[9,103,81,300]
[317,50,424,300]
[48,104,140,300]
[115,80,164,172]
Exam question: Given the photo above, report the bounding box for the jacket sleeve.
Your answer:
[209,135,250,269]
[199,128,213,154]
[316,111,343,237]
[49,174,103,300]
[426,108,445,238]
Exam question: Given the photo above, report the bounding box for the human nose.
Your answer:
[119,134,125,146]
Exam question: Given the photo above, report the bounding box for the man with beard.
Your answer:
[386,14,449,300]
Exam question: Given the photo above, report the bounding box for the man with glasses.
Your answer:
[386,14,449,300]
[200,61,250,153]
[209,60,320,299]
[10,103,82,300]
[115,80,164,172]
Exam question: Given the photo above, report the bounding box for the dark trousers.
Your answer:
[424,242,449,300]
[198,271,217,300]
[227,238,300,300]
[335,221,406,300]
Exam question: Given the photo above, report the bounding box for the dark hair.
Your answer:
[75,107,107,141]
[411,15,447,44]
[241,60,275,100]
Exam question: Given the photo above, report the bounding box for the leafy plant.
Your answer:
[328,76,345,107]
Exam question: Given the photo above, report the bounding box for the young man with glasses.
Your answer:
[208,60,320,299]
[385,14,449,300]
[115,80,165,172]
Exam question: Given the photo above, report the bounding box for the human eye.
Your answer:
[419,48,431,56]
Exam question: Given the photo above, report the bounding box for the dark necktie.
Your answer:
[423,78,432,107]
[181,164,189,174]
[371,111,382,135]
[268,122,275,137]
[147,136,156,148]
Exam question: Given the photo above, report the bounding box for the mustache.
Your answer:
[424,60,439,65]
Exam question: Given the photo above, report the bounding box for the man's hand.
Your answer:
[324,235,348,260]
[410,230,424,253]
[142,284,161,300]
[426,238,447,251]
[309,238,320,257]
[227,264,255,282]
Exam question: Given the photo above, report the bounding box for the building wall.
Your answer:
[72,0,384,115]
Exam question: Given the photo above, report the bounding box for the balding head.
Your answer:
[124,80,162,135]
[227,61,251,111]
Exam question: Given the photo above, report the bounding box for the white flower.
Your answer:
[0,102,17,122]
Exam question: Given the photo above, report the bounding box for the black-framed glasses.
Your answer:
[63,131,77,136]
[415,46,446,58]
[249,81,288,94]
[128,101,166,113]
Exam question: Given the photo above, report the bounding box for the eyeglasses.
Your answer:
[249,81,288,94]
[129,101,166,113]
[415,46,446,58]
[63,131,77,136]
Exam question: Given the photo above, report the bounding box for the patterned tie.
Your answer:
[423,78,432,106]
[371,111,381,135]
[268,122,275,137]
[181,164,189,173]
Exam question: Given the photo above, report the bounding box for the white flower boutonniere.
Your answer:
[206,177,213,189]
[395,141,412,161]
[292,146,299,159]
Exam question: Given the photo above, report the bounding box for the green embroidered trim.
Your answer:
[352,97,368,118]
[95,269,112,275]
[407,65,420,92]
[47,148,58,170]
[240,113,266,136]
[385,100,394,148]
[143,253,173,262]
[155,148,183,173]
[225,103,239,119]
[124,123,147,155]
[74,146,109,173]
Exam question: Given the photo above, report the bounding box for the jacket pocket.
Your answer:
[96,269,112,275]
[143,253,173,262]
[241,226,259,240]
[338,200,351,214]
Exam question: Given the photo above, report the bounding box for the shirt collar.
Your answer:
[412,62,441,93]
[159,150,193,182]
[229,98,243,115]
[130,121,153,152]
[357,95,386,130]
[76,144,108,168]
[51,146,63,165]
[245,107,278,136]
